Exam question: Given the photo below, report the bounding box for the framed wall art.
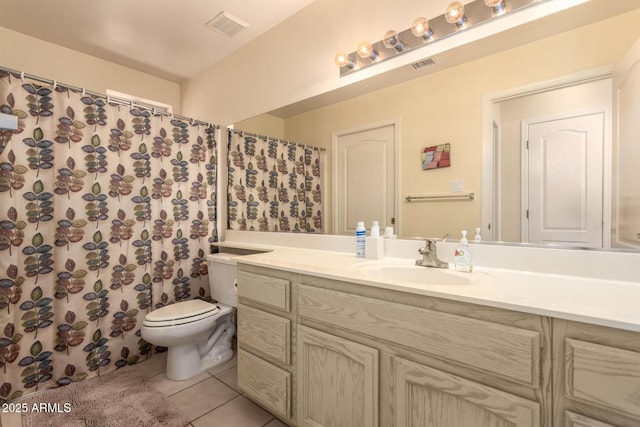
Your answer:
[421,143,451,170]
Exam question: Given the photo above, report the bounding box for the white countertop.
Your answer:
[232,246,640,333]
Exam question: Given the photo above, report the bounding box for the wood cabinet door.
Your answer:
[297,325,379,427]
[393,356,540,427]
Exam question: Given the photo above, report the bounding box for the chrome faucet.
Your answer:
[415,234,451,268]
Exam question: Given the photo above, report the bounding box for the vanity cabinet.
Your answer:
[552,319,640,427]
[236,263,640,427]
[236,265,295,423]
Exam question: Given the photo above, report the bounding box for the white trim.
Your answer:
[320,149,329,233]
[106,89,173,113]
[332,119,401,236]
[520,120,529,244]
[481,65,614,244]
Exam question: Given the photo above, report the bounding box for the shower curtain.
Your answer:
[0,71,218,402]
[227,131,323,232]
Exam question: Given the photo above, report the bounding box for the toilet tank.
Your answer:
[206,253,239,307]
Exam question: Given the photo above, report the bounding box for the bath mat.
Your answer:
[21,365,189,427]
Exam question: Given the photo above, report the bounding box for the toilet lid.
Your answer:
[145,300,219,323]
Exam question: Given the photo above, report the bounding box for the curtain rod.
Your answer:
[229,128,326,152]
[0,65,220,129]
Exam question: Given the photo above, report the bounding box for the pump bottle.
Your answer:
[365,221,384,259]
[454,230,473,272]
[355,221,366,258]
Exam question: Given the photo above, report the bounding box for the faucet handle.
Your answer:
[425,233,451,249]
[424,238,438,251]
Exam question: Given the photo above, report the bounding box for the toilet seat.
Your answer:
[142,300,221,327]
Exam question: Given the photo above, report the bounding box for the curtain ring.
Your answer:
[81,88,86,96]
[20,71,24,81]
[52,80,57,90]
[152,107,157,115]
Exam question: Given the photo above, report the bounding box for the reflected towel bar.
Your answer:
[405,193,475,202]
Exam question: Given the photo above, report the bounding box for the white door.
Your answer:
[334,123,396,235]
[524,113,604,247]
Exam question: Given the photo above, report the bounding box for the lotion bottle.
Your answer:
[356,221,366,258]
[454,230,473,272]
[365,221,384,260]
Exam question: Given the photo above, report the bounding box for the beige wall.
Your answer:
[0,26,181,112]
[279,10,640,238]
[234,114,285,140]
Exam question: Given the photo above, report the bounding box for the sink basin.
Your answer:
[357,263,471,286]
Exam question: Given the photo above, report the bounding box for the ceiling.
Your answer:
[0,0,316,82]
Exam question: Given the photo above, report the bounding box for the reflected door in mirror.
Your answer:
[525,113,604,247]
[334,123,396,235]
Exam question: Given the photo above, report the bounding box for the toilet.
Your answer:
[141,252,238,381]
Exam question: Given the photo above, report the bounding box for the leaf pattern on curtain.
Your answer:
[227,131,322,233]
[0,71,218,403]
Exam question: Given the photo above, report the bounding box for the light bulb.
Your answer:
[383,30,404,52]
[484,0,507,15]
[445,1,467,27]
[357,41,378,60]
[411,16,433,39]
[334,51,354,68]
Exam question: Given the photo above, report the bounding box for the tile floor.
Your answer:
[0,352,287,427]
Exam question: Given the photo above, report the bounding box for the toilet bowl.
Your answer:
[141,253,239,381]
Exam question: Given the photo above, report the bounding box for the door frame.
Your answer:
[332,119,401,236]
[481,66,613,244]
[520,110,608,246]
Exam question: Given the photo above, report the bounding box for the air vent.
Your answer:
[410,58,436,71]
[205,11,249,37]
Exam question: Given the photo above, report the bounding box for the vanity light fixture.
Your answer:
[484,0,507,16]
[445,2,467,28]
[383,30,405,52]
[335,0,539,77]
[411,17,433,40]
[357,41,379,61]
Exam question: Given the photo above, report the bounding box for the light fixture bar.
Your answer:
[338,0,540,77]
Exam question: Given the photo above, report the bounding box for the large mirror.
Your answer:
[232,0,640,251]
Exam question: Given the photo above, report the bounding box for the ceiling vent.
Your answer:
[410,57,436,71]
[205,11,249,37]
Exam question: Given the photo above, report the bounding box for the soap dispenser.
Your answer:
[454,230,473,272]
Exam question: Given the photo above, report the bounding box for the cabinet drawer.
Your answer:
[237,270,290,312]
[238,303,290,364]
[238,348,291,419]
[565,339,640,420]
[299,284,540,386]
